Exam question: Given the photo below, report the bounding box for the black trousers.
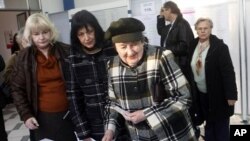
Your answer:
[199,92,230,141]
[0,109,8,141]
[30,111,76,141]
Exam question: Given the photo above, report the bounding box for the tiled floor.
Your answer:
[3,104,29,141]
[3,103,249,141]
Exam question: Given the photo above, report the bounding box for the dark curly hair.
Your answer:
[70,10,104,50]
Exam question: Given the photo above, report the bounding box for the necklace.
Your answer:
[196,41,209,75]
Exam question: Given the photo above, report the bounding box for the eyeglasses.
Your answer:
[196,27,210,32]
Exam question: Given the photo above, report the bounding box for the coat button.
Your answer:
[85,79,92,84]
[89,98,95,103]
[134,87,138,91]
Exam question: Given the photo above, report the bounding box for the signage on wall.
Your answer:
[140,1,156,15]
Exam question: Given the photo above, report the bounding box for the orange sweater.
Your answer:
[36,51,68,112]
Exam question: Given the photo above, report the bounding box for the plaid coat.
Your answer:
[105,45,196,141]
[65,45,116,140]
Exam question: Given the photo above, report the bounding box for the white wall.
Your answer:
[74,0,118,8]
[246,0,250,115]
[40,0,64,14]
[49,11,71,44]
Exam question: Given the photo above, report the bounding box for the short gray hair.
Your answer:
[194,17,213,30]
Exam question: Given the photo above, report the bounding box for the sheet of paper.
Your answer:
[40,138,54,141]
[111,106,126,117]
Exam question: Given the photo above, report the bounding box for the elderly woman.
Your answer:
[11,13,76,141]
[187,18,237,141]
[102,17,196,141]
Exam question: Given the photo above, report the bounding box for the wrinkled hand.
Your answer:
[228,100,237,106]
[25,117,39,130]
[102,130,114,141]
[124,110,146,124]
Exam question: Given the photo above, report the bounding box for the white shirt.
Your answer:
[190,41,210,93]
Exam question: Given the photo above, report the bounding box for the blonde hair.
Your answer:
[194,17,213,30]
[23,13,58,45]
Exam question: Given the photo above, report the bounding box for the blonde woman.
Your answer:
[11,13,76,141]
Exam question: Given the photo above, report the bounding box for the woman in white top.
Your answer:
[187,17,237,141]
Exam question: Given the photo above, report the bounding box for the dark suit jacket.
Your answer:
[157,15,194,69]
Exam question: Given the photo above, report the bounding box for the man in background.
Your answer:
[157,1,199,139]
[157,1,194,77]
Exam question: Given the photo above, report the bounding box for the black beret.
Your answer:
[105,17,145,43]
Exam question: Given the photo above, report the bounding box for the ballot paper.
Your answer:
[40,138,53,141]
[76,137,96,141]
[111,106,126,116]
